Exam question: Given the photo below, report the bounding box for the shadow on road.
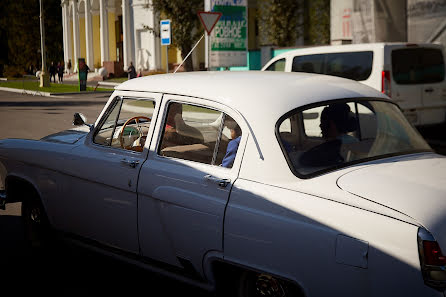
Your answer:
[0,209,212,297]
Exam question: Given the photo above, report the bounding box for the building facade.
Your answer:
[61,0,161,75]
[330,0,446,50]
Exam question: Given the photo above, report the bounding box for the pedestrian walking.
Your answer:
[49,61,57,83]
[57,61,64,83]
[67,59,72,74]
[127,62,137,80]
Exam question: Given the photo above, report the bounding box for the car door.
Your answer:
[137,95,246,270]
[390,47,425,125]
[50,94,161,253]
[418,47,446,125]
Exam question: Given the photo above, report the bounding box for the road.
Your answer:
[0,90,212,296]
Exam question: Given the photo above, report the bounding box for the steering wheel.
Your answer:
[119,116,151,151]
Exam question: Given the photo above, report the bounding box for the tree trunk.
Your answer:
[181,45,194,72]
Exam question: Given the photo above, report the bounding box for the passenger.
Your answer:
[161,102,203,149]
[300,102,357,166]
[221,119,242,168]
[319,103,358,144]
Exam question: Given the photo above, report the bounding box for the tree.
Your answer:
[305,0,330,45]
[257,0,302,47]
[1,0,63,77]
[151,0,204,72]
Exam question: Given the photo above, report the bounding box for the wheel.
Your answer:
[237,271,302,297]
[22,193,53,252]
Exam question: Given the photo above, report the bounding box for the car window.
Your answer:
[392,47,445,84]
[158,102,242,168]
[292,51,373,81]
[278,99,432,177]
[93,97,156,152]
[265,58,286,71]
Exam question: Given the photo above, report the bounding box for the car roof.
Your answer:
[115,71,389,120]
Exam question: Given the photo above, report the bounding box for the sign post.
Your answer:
[198,11,222,71]
[160,19,171,73]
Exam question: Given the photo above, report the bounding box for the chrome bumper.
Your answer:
[0,190,6,210]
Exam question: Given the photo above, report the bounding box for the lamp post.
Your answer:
[39,0,50,87]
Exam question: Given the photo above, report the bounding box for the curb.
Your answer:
[0,86,113,98]
[50,90,114,96]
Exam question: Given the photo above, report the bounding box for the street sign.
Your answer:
[209,0,248,68]
[160,19,171,45]
[198,11,222,35]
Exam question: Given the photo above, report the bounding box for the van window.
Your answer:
[265,58,286,71]
[392,48,445,84]
[292,51,373,81]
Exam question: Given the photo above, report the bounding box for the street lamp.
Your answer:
[39,0,50,87]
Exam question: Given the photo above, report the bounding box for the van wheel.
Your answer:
[237,271,303,297]
[21,194,53,252]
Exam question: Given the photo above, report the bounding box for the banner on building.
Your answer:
[210,0,247,68]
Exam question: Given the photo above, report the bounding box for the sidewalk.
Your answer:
[0,85,113,98]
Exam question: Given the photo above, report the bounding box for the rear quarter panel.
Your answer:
[223,178,441,297]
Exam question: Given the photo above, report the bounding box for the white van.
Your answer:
[262,43,446,127]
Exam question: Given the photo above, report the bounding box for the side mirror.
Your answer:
[73,112,94,131]
[73,112,87,126]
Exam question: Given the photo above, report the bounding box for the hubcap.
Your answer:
[30,207,41,224]
[255,274,286,297]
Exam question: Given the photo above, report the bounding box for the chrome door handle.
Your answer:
[204,175,231,188]
[425,88,434,93]
[121,159,139,168]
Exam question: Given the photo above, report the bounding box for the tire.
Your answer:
[237,271,303,297]
[21,193,53,253]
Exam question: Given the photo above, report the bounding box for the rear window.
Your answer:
[291,51,373,81]
[277,99,432,178]
[392,48,445,84]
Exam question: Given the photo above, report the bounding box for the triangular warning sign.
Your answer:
[198,11,222,35]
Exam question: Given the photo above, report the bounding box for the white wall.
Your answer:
[132,0,160,71]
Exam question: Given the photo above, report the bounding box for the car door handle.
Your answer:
[425,88,434,93]
[204,175,231,188]
[121,159,139,168]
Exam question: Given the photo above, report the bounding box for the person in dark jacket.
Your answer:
[49,61,57,83]
[127,62,137,79]
[57,62,64,83]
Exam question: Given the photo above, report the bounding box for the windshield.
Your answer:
[278,99,432,177]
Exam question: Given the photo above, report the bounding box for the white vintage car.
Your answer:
[1,71,446,297]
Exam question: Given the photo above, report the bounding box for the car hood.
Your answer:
[337,153,446,247]
[40,127,89,144]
